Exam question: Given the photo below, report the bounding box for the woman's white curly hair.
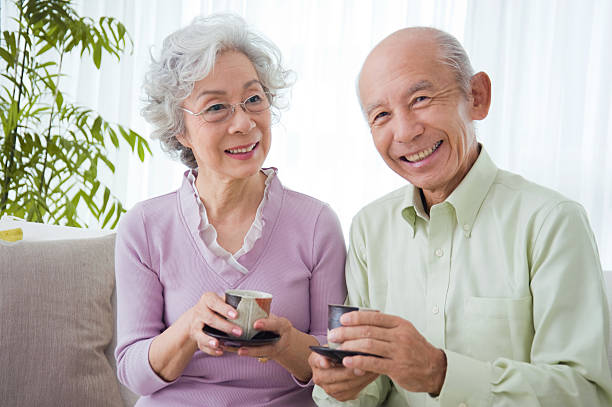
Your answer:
[142,13,293,168]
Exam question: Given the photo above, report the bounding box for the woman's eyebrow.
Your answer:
[195,79,263,101]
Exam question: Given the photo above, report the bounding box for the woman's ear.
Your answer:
[176,132,192,149]
[469,72,491,120]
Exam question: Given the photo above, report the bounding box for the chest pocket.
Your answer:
[465,296,534,362]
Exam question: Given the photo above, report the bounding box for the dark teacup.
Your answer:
[327,304,359,349]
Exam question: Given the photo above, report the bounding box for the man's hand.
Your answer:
[309,351,379,401]
[329,311,447,395]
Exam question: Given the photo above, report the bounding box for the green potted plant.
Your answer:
[0,0,151,227]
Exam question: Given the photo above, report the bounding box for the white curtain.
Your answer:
[7,0,611,269]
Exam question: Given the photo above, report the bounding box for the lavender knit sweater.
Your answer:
[114,171,347,406]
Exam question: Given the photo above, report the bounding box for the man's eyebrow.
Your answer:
[195,79,263,100]
[365,80,435,117]
[407,80,434,96]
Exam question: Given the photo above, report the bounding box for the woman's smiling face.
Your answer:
[179,51,271,182]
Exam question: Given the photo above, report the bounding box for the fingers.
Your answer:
[328,324,390,346]
[252,314,290,333]
[343,354,392,376]
[309,351,333,369]
[238,315,293,360]
[339,310,400,328]
[236,343,275,358]
[194,292,242,337]
[189,292,243,356]
[194,331,224,356]
[310,353,380,402]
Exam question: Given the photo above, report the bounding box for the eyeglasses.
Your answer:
[180,92,271,123]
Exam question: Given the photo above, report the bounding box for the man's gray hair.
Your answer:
[356,26,475,111]
[142,13,293,168]
[423,27,475,95]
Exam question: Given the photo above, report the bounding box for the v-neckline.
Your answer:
[178,170,284,286]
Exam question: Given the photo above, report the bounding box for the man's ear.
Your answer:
[469,72,491,120]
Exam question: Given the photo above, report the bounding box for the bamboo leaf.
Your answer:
[102,202,115,228]
[93,41,101,68]
[55,91,63,110]
[137,140,145,161]
[119,126,135,150]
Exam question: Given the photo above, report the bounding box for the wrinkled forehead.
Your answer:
[358,36,450,107]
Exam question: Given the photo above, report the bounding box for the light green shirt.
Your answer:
[314,148,612,406]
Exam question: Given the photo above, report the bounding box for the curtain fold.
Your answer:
[10,0,610,268]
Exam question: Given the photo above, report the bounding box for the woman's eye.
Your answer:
[245,94,263,105]
[205,103,227,112]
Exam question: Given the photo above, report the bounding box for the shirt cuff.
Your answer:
[292,374,314,388]
[438,349,493,406]
[312,379,387,406]
[125,338,178,395]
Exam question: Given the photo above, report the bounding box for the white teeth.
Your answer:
[227,143,256,154]
[406,141,441,162]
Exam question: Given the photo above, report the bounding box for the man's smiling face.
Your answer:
[359,30,488,206]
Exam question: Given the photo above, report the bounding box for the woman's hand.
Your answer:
[149,291,240,381]
[188,291,243,357]
[236,314,318,382]
[235,314,294,360]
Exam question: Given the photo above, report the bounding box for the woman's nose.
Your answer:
[227,106,255,134]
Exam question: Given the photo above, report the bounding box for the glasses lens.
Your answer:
[202,104,231,123]
[244,92,271,113]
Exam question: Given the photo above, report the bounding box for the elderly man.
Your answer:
[310,27,612,406]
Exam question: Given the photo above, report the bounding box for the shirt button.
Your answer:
[432,305,439,314]
[435,248,444,257]
[463,224,470,231]
[458,403,467,407]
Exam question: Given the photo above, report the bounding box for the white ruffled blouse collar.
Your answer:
[186,168,275,274]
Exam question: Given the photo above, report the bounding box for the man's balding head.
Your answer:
[356,26,491,209]
[358,27,474,110]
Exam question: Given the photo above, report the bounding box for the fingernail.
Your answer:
[215,350,223,355]
[228,311,237,318]
[232,328,242,336]
[209,339,217,348]
[328,330,337,341]
[354,368,365,376]
[319,360,326,368]
[340,314,350,324]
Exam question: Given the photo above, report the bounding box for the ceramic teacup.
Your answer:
[327,304,359,349]
[225,289,273,340]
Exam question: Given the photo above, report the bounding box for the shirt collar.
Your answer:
[400,145,498,237]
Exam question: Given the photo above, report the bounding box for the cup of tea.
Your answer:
[225,289,273,340]
[327,304,360,349]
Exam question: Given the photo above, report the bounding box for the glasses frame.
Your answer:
[179,92,272,124]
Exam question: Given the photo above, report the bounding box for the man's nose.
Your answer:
[393,109,424,143]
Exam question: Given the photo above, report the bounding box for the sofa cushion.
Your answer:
[0,235,124,406]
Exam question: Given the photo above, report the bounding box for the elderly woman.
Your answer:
[114,14,346,407]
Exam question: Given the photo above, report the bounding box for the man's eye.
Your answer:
[414,96,429,104]
[245,94,263,105]
[371,111,390,124]
[205,103,227,113]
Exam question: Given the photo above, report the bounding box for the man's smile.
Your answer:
[401,140,443,163]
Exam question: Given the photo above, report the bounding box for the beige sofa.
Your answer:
[0,218,137,407]
[1,218,611,406]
